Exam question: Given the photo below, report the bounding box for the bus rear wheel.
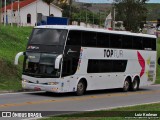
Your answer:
[131,77,139,91]
[123,79,131,92]
[76,80,86,96]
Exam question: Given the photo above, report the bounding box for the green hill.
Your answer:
[0,25,32,90]
[0,25,159,91]
[72,3,160,21]
[146,3,160,21]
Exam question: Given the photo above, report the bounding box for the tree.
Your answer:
[57,0,73,23]
[42,0,54,16]
[114,0,148,32]
[43,0,72,16]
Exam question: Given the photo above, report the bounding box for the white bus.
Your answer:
[15,25,157,95]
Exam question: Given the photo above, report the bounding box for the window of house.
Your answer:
[50,14,54,16]
[27,14,31,24]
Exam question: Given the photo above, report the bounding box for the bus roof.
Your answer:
[35,25,156,38]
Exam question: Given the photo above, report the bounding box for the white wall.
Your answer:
[1,0,62,26]
[20,0,62,26]
[1,10,18,25]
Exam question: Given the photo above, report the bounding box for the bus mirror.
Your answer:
[14,52,25,65]
[158,58,160,65]
[55,54,62,69]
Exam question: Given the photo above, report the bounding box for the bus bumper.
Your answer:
[22,81,62,93]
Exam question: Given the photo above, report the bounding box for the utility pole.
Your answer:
[111,5,115,30]
[36,0,38,26]
[17,0,20,27]
[99,10,101,27]
[93,12,94,25]
[4,0,6,26]
[85,8,87,24]
[92,3,94,25]
[11,0,13,26]
[83,5,88,25]
[0,0,2,26]
[69,0,72,25]
[113,7,115,30]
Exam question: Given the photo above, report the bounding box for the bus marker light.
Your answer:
[23,80,27,82]
[22,79,29,83]
[48,82,59,85]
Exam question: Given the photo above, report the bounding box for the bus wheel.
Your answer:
[131,77,139,91]
[123,78,130,92]
[76,80,86,96]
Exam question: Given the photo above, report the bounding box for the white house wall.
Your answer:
[1,10,18,24]
[20,0,62,26]
[1,0,62,26]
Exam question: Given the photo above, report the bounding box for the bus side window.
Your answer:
[110,34,122,48]
[143,37,152,50]
[82,31,97,47]
[87,60,100,73]
[151,38,156,51]
[122,35,133,49]
[62,58,72,76]
[87,60,127,73]
[97,33,109,48]
[99,60,112,73]
[133,36,143,50]
[112,60,127,72]
[71,57,79,74]
[67,31,81,46]
[62,57,79,77]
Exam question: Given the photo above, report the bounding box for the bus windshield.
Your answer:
[23,52,60,78]
[29,28,68,45]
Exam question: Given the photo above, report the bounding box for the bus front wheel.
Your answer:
[76,80,86,96]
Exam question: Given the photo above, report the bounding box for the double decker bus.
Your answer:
[15,25,157,95]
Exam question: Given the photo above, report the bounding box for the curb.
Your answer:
[0,89,33,94]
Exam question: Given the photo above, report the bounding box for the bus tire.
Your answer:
[131,77,139,91]
[76,80,86,96]
[123,78,131,92]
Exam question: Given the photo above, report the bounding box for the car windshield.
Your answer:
[29,28,68,45]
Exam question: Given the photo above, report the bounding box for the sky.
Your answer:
[75,0,160,3]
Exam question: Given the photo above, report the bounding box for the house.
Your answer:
[1,0,62,26]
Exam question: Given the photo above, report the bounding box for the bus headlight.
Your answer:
[48,82,59,85]
[22,79,29,83]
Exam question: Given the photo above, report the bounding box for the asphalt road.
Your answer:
[0,85,160,119]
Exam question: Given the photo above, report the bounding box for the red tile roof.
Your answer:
[1,0,37,12]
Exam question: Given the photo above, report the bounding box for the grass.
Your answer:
[0,25,160,90]
[41,102,160,120]
[156,38,160,84]
[0,25,32,90]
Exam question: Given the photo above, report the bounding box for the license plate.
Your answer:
[34,87,41,91]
